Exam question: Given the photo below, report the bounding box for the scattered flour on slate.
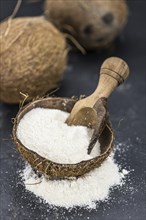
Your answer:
[17,108,129,209]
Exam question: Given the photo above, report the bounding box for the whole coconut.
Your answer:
[44,0,128,50]
[0,17,67,104]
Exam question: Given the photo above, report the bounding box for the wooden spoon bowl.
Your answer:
[12,97,114,178]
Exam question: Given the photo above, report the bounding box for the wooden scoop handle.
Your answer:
[92,57,129,100]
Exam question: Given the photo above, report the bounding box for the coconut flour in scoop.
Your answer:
[17,108,129,209]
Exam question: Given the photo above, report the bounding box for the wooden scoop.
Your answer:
[66,57,129,129]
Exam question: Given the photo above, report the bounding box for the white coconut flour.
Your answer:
[17,108,129,209]
[17,108,100,164]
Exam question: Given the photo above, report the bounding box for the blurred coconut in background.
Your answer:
[0,16,67,104]
[44,0,128,50]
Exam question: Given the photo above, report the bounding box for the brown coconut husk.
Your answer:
[0,17,67,104]
[44,0,128,50]
[12,97,114,178]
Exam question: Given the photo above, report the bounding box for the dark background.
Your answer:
[0,0,146,220]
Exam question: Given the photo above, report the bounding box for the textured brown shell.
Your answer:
[0,17,67,103]
[44,0,128,50]
[12,97,114,178]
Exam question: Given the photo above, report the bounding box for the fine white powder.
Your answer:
[17,108,129,209]
[22,156,125,209]
[17,108,100,164]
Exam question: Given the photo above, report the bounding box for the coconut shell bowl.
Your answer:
[13,57,129,178]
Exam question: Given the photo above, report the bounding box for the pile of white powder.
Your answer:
[17,108,100,164]
[17,107,129,209]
